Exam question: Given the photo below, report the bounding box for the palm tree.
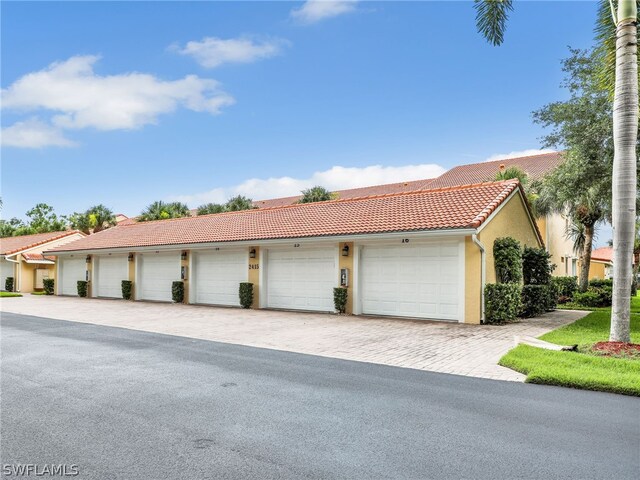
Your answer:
[225,195,254,212]
[299,186,335,203]
[196,203,226,215]
[139,201,190,221]
[475,0,637,341]
[86,204,116,233]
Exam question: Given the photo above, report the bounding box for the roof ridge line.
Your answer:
[116,180,521,228]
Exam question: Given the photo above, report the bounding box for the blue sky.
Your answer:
[2,1,600,225]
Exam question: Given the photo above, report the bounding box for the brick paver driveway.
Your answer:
[1,296,587,382]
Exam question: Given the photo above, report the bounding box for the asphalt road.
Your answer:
[1,312,639,480]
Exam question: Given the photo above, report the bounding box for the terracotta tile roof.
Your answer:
[0,231,83,256]
[427,152,564,189]
[254,178,437,209]
[47,181,526,253]
[591,246,613,263]
[22,253,55,262]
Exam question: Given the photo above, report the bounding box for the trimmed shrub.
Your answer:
[551,276,578,299]
[77,280,88,298]
[574,286,612,308]
[522,246,554,285]
[239,282,254,309]
[334,287,348,314]
[121,280,133,300]
[493,237,522,284]
[5,276,14,292]
[484,283,521,324]
[543,283,558,311]
[520,285,547,318]
[43,278,55,295]
[172,281,184,304]
[589,278,613,289]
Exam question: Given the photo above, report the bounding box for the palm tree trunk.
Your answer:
[579,225,594,292]
[610,1,638,343]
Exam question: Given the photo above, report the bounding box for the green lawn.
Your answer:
[499,297,640,396]
[0,291,22,297]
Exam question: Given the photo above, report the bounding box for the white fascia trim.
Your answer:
[44,228,477,256]
[4,233,84,259]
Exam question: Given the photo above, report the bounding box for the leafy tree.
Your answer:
[299,186,334,204]
[196,203,226,216]
[69,204,116,234]
[225,195,254,212]
[0,218,30,237]
[139,201,190,221]
[493,166,540,217]
[532,49,616,292]
[24,203,67,233]
[474,0,638,344]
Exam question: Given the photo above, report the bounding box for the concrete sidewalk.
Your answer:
[0,295,587,381]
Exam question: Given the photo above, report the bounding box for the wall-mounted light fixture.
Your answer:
[85,255,91,264]
[181,251,188,261]
[249,248,257,259]
[341,245,350,257]
[128,253,134,262]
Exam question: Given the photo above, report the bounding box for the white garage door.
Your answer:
[266,247,336,312]
[95,255,128,298]
[360,241,463,321]
[60,257,87,296]
[1,259,15,291]
[137,252,180,302]
[192,249,247,306]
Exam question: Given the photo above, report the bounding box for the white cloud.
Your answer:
[172,36,288,69]
[483,148,556,163]
[171,163,446,206]
[291,1,358,24]
[1,55,235,132]
[1,118,76,148]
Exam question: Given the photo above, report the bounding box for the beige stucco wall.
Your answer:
[589,260,609,280]
[465,192,542,325]
[544,213,576,276]
[248,246,260,308]
[181,251,189,304]
[339,242,354,314]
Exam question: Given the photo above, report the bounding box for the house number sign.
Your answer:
[249,264,259,270]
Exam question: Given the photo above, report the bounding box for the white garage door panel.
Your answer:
[193,250,247,306]
[1,260,14,291]
[138,253,180,302]
[95,255,128,298]
[361,242,462,321]
[60,258,86,296]
[266,248,336,312]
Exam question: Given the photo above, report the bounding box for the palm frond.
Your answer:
[594,0,640,96]
[474,0,514,46]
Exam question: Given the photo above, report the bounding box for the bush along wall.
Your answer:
[172,281,184,304]
[239,282,254,309]
[551,276,578,303]
[121,280,133,300]
[5,276,14,292]
[573,279,613,307]
[521,246,556,313]
[334,287,348,314]
[493,237,523,284]
[43,278,55,295]
[522,247,554,285]
[484,284,522,324]
[521,285,548,317]
[77,281,88,298]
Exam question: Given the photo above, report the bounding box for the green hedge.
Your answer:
[522,246,554,285]
[551,276,578,299]
[484,283,521,324]
[574,286,612,308]
[334,287,348,314]
[43,278,55,295]
[172,281,184,303]
[521,285,547,318]
[5,276,14,292]
[589,278,613,289]
[493,237,523,284]
[543,282,558,311]
[239,282,253,309]
[77,280,88,298]
[121,280,133,300]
